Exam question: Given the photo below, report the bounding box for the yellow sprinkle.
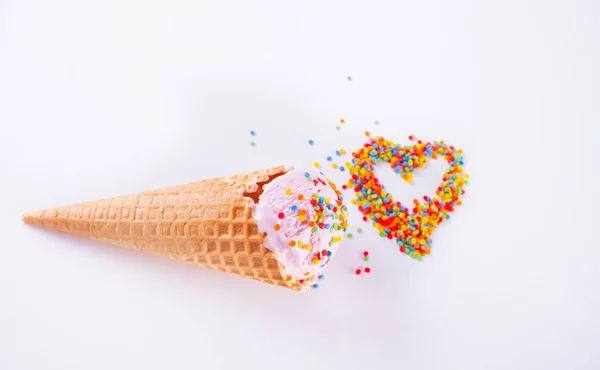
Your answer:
[297,241,303,247]
[313,162,320,168]
[312,258,319,265]
[304,272,310,276]
[285,188,292,195]
[332,163,338,169]
[305,245,312,251]
[340,148,346,155]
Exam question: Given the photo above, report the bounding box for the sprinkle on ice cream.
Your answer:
[253,168,348,280]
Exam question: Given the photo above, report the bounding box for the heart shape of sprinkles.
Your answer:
[346,136,469,259]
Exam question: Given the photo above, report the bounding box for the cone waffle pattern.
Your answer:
[22,166,313,291]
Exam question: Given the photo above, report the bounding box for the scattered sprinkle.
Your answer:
[332,163,338,169]
[363,251,369,256]
[326,156,333,161]
[364,256,369,262]
[250,130,256,136]
[289,240,296,247]
[347,233,353,239]
[365,267,371,273]
[355,269,361,275]
[250,141,256,147]
[340,118,345,124]
[318,275,324,280]
[274,224,281,231]
[347,76,352,81]
[304,172,310,178]
[365,131,370,137]
[313,162,320,168]
[346,136,468,259]
[357,228,363,233]
[374,120,380,125]
[312,284,319,288]
[339,166,345,172]
[285,188,293,195]
[278,212,285,219]
[335,150,341,156]
[308,140,314,145]
[297,194,304,200]
[336,126,341,131]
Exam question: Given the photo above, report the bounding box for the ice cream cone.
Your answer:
[22,166,315,291]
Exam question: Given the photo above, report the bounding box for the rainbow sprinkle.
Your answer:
[347,136,468,259]
[271,171,349,267]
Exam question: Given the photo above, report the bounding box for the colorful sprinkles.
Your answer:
[270,171,349,270]
[347,136,468,259]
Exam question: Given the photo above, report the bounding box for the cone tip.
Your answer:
[21,210,40,224]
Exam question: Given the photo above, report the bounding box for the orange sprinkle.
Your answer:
[297,194,304,200]
[340,118,345,123]
[309,221,316,227]
[274,224,281,231]
[365,131,371,137]
[299,209,307,215]
[289,240,296,247]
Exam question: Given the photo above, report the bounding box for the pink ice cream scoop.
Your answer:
[253,168,348,280]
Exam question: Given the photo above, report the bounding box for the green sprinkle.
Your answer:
[250,142,256,147]
[312,227,319,232]
[347,233,353,239]
[364,256,369,262]
[379,231,386,237]
[374,120,380,125]
[336,126,341,130]
[357,228,363,233]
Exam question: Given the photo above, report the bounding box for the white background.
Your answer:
[1,1,599,369]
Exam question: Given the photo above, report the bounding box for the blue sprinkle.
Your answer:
[327,251,332,256]
[339,166,345,171]
[326,156,332,161]
[308,140,314,145]
[304,172,310,177]
[291,205,298,211]
[318,275,324,280]
[250,130,256,136]
[312,284,319,288]
[335,151,341,156]
[347,76,352,81]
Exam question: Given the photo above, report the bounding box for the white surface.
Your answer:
[1,1,599,369]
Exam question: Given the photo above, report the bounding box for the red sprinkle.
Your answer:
[363,251,369,256]
[278,212,285,219]
[365,267,371,273]
[355,269,362,275]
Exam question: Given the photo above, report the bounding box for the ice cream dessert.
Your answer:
[22,166,347,291]
[253,168,348,280]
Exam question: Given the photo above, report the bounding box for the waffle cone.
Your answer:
[22,166,314,291]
